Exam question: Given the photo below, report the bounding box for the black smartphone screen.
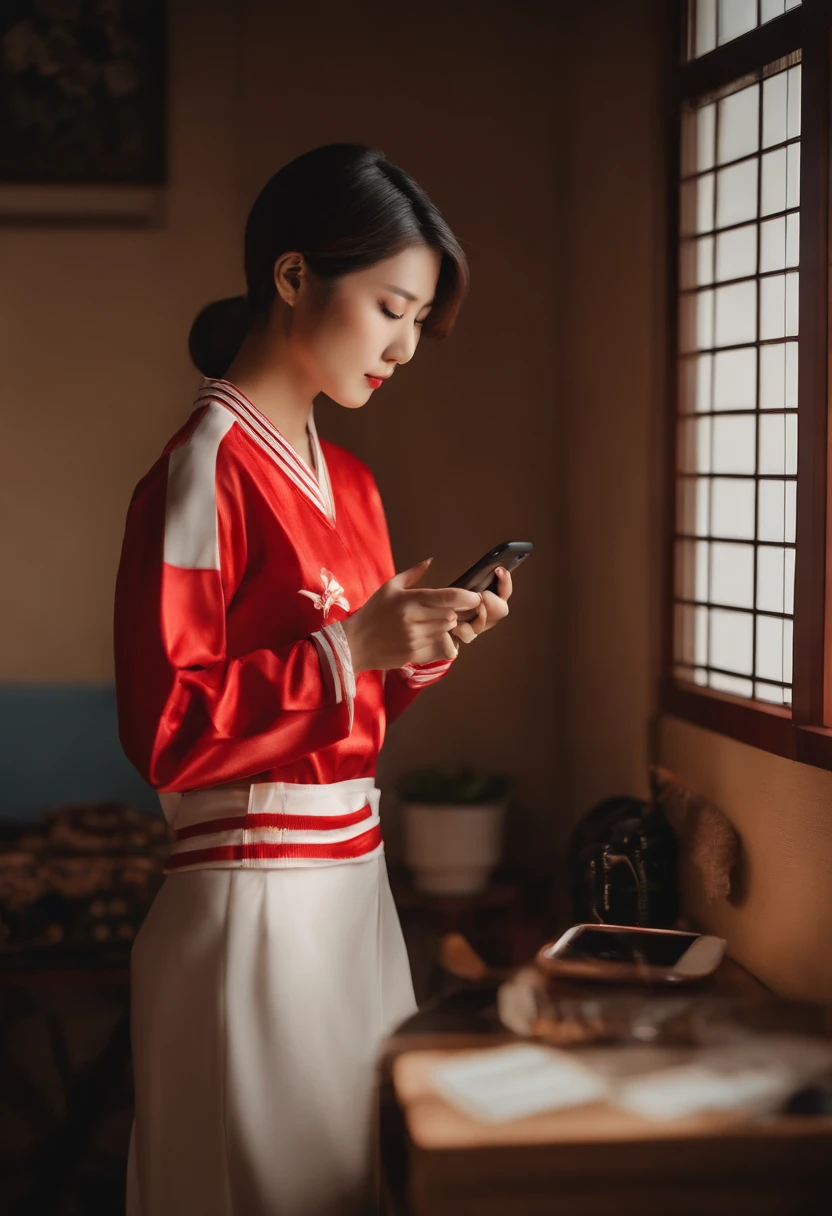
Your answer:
[559,927,700,967]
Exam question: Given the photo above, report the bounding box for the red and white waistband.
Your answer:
[159,778,383,874]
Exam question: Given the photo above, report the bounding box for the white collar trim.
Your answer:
[196,378,335,522]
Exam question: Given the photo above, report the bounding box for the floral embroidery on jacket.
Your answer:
[298,568,351,618]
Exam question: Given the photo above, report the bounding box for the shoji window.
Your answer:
[664,1,832,766]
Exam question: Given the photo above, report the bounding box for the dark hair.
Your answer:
[189,143,469,379]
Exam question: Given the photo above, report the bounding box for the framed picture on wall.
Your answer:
[0,0,166,223]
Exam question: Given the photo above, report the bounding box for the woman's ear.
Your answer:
[274,252,305,307]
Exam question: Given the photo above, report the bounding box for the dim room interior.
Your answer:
[1,0,832,1213]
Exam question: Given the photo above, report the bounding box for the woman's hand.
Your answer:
[341,559,483,673]
[450,566,512,646]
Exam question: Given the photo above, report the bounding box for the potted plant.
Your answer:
[398,766,514,896]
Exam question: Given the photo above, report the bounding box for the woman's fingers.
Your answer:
[411,631,459,663]
[406,605,460,623]
[451,599,488,644]
[493,566,513,601]
[408,587,482,613]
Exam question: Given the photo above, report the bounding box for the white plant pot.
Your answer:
[403,801,506,896]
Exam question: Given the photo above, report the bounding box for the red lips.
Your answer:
[365,375,384,389]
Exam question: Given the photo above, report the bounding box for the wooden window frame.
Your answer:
[661,0,832,768]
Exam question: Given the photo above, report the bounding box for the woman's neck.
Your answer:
[224,329,318,471]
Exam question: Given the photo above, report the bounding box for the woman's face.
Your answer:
[283,244,442,409]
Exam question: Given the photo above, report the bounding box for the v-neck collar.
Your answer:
[196,378,336,523]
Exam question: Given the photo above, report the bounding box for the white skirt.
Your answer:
[125,847,416,1215]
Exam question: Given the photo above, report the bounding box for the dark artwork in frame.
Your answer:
[0,0,166,187]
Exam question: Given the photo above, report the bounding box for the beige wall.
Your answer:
[0,0,244,682]
[662,717,832,1002]
[1,0,562,862]
[560,1,668,820]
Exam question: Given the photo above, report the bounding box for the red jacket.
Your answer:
[114,378,451,795]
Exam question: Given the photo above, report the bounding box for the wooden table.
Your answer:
[376,961,832,1216]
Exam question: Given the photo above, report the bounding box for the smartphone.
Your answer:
[450,541,534,596]
[535,924,727,985]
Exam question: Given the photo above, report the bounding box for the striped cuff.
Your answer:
[311,621,356,731]
[398,659,454,689]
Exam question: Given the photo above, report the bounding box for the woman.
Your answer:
[115,143,512,1216]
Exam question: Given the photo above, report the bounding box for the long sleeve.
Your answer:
[114,405,354,792]
[383,659,454,725]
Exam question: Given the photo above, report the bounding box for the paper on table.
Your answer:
[614,1034,832,1120]
[431,1044,610,1123]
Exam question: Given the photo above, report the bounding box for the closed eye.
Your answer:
[381,305,426,325]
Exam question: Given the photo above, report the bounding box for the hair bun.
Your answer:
[188,296,250,379]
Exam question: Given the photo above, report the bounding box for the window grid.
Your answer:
[687,0,802,61]
[672,55,801,708]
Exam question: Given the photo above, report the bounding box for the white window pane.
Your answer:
[757,615,786,682]
[761,148,787,215]
[761,0,785,18]
[698,289,715,348]
[718,0,757,44]
[757,546,786,613]
[760,216,786,272]
[710,672,754,697]
[760,215,799,273]
[758,479,796,542]
[784,618,793,682]
[696,606,709,664]
[712,414,756,474]
[696,0,717,56]
[712,542,754,608]
[787,66,801,140]
[785,270,799,335]
[680,292,714,353]
[697,103,716,171]
[786,212,799,266]
[697,235,715,283]
[787,143,800,208]
[756,681,786,704]
[784,0,801,9]
[759,342,798,409]
[717,159,758,228]
[677,476,710,536]
[711,478,756,539]
[698,172,716,232]
[682,175,717,237]
[715,224,757,281]
[785,479,797,540]
[717,84,759,164]
[760,274,785,339]
[680,354,713,411]
[759,413,798,475]
[713,347,756,410]
[762,71,788,149]
[710,607,753,674]
[678,416,712,474]
[714,280,756,347]
[785,546,795,614]
[682,102,718,174]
